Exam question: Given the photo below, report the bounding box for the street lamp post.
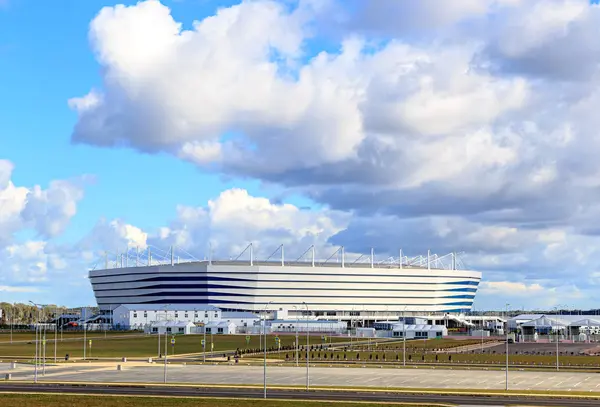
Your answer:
[553,306,560,371]
[263,301,273,399]
[505,303,510,391]
[403,306,407,367]
[302,301,310,391]
[203,313,207,363]
[164,307,169,383]
[10,303,13,344]
[293,305,299,367]
[54,307,57,363]
[29,301,40,383]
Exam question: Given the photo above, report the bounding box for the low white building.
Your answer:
[385,323,448,339]
[221,311,260,331]
[145,321,195,335]
[112,304,221,330]
[356,327,376,338]
[267,319,347,334]
[203,321,237,335]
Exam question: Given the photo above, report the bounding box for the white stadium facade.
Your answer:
[89,244,481,322]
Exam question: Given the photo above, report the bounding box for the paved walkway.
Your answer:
[3,362,600,392]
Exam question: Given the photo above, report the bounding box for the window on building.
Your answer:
[194,313,198,318]
[205,313,208,318]
[175,313,178,318]
[214,312,218,318]
[184,313,188,318]
[152,328,158,333]
[144,312,147,318]
[133,313,137,318]
[206,328,211,333]
[178,328,184,333]
[167,328,172,332]
[415,331,427,338]
[326,312,336,316]
[218,328,224,334]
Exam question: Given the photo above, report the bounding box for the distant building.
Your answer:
[221,311,260,331]
[376,322,448,339]
[89,245,481,318]
[258,319,347,334]
[204,321,237,335]
[112,304,221,330]
[145,321,195,335]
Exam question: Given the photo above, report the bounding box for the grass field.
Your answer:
[0,331,140,343]
[350,338,498,351]
[0,394,440,407]
[264,349,600,368]
[0,333,353,359]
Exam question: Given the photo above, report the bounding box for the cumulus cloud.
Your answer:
[0,160,86,244]
[81,219,149,252]
[152,188,349,259]
[62,0,600,308]
[0,160,88,292]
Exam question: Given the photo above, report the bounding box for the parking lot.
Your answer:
[3,362,600,392]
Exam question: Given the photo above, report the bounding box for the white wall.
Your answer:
[90,262,480,313]
[112,306,221,328]
[270,320,347,333]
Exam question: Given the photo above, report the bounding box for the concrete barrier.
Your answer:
[147,358,152,363]
[121,357,127,363]
[10,362,16,369]
[117,365,123,371]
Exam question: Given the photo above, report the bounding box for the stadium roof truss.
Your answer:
[91,243,468,272]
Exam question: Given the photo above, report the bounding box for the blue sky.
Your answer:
[2,0,600,310]
[1,0,281,236]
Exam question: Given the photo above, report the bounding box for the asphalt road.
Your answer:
[0,383,599,406]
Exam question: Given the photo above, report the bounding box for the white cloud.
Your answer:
[0,160,86,243]
[153,188,349,258]
[52,0,600,309]
[478,280,584,309]
[0,285,40,293]
[81,219,148,252]
[0,160,88,291]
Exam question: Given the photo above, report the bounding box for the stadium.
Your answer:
[89,244,481,322]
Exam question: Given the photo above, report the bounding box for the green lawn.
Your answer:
[0,333,353,359]
[351,338,499,350]
[0,394,442,407]
[263,349,600,368]
[0,331,140,343]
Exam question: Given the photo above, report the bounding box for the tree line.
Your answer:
[0,302,94,325]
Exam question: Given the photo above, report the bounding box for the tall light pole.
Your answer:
[293,305,299,367]
[203,310,207,363]
[29,301,40,383]
[505,303,510,391]
[553,306,560,371]
[263,301,273,399]
[302,301,310,391]
[10,303,13,344]
[83,308,87,361]
[402,305,407,367]
[164,306,170,383]
[159,304,169,359]
[54,306,57,363]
